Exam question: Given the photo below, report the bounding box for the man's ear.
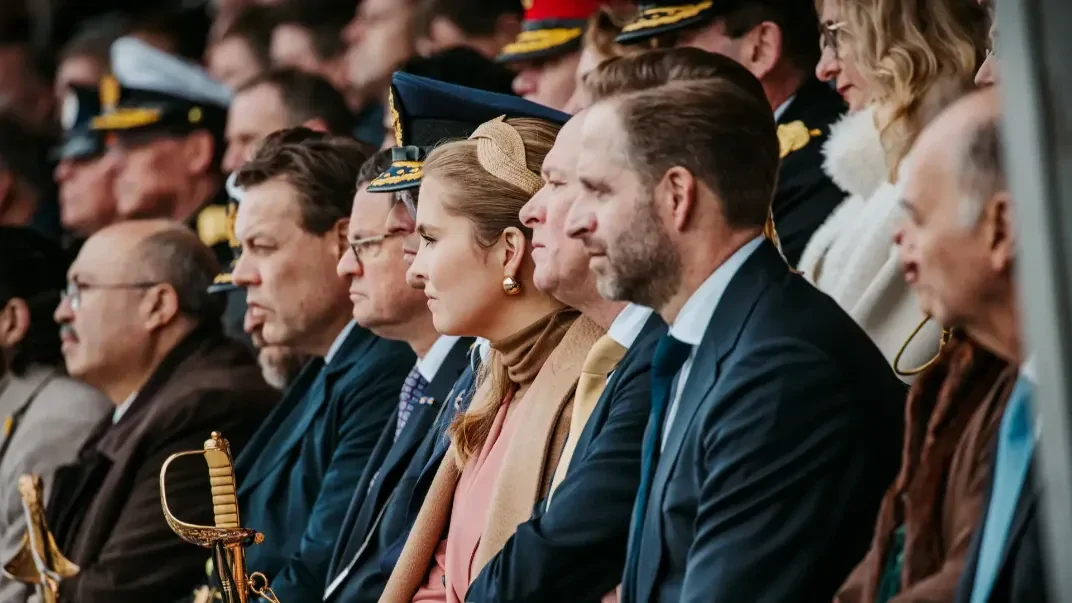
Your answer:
[331,218,351,259]
[0,298,30,349]
[739,21,783,81]
[301,117,331,133]
[986,192,1015,273]
[500,226,529,281]
[142,284,181,332]
[661,166,697,232]
[185,130,217,175]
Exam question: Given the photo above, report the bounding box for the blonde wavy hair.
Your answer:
[832,0,989,179]
[422,117,562,466]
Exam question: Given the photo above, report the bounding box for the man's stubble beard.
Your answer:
[596,194,682,311]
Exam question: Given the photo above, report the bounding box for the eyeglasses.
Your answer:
[819,21,848,57]
[348,232,399,264]
[62,280,161,311]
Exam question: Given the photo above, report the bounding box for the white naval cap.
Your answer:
[110,36,231,108]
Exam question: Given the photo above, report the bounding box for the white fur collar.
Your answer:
[821,106,889,199]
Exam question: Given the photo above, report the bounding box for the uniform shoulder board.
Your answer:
[777,120,824,159]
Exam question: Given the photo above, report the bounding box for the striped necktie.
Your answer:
[395,365,429,441]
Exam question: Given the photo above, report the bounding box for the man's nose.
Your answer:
[519,193,546,228]
[565,205,595,240]
[231,252,256,287]
[337,244,362,279]
[54,294,73,323]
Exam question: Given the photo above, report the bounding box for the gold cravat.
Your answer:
[547,334,628,504]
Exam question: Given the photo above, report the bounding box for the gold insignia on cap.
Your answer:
[197,205,229,248]
[501,28,584,57]
[189,107,203,123]
[621,1,714,33]
[777,121,823,159]
[522,0,533,9]
[99,75,120,111]
[389,88,403,147]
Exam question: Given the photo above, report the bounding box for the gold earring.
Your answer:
[893,315,953,377]
[502,276,521,296]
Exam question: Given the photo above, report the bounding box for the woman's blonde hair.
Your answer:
[835,0,989,179]
[422,116,562,466]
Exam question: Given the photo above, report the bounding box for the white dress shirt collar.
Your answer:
[608,303,655,350]
[113,391,137,423]
[669,236,765,346]
[325,320,358,365]
[1021,355,1037,385]
[774,95,797,122]
[417,335,462,382]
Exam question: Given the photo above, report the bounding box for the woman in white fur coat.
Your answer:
[799,0,988,380]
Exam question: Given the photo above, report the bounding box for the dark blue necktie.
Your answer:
[970,375,1036,603]
[623,334,692,601]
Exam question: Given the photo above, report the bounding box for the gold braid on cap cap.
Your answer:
[469,116,544,196]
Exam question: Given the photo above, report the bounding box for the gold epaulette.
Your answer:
[777,121,823,159]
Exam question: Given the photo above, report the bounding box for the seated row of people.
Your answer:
[1,1,1040,603]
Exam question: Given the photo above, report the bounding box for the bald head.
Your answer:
[80,220,222,323]
[909,87,1005,225]
[895,87,1016,357]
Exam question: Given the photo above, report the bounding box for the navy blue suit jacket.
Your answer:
[626,240,906,603]
[323,337,473,599]
[955,458,1049,603]
[235,324,414,602]
[324,344,483,602]
[467,315,665,603]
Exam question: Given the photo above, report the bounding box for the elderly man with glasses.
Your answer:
[46,219,277,602]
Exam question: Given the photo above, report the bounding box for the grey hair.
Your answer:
[136,228,224,324]
[958,115,1007,226]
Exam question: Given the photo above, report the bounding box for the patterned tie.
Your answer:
[970,375,1036,603]
[395,365,429,441]
[547,334,629,504]
[622,334,692,601]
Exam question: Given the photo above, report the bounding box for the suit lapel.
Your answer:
[375,340,471,486]
[352,340,473,544]
[640,242,787,602]
[234,358,321,479]
[239,326,375,496]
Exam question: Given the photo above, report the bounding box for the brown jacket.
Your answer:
[836,335,1015,602]
[46,326,278,603]
[380,316,604,602]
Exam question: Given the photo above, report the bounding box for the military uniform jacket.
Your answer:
[773,76,848,267]
[46,326,277,603]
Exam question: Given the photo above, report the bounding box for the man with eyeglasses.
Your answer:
[46,219,277,602]
[227,128,416,602]
[614,0,848,267]
[322,73,567,603]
